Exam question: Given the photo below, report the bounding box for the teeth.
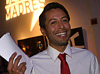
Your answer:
[56,32,66,36]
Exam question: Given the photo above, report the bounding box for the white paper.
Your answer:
[0,33,32,74]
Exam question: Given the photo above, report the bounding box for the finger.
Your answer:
[21,65,26,73]
[12,55,22,70]
[7,52,17,71]
[16,66,26,74]
[17,62,26,72]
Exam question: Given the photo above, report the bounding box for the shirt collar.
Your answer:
[47,44,72,61]
[64,44,72,57]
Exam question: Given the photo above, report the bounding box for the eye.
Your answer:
[50,21,57,25]
[62,19,68,23]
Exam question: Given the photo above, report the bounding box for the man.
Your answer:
[7,2,100,74]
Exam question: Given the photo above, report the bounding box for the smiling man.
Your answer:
[7,2,100,74]
[40,9,71,52]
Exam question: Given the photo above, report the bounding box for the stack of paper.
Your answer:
[0,33,32,74]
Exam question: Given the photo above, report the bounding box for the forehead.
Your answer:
[45,8,67,19]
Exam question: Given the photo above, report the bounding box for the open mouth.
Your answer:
[56,32,67,37]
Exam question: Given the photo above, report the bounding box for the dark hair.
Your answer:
[39,2,70,29]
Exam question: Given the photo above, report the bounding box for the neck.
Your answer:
[49,43,68,52]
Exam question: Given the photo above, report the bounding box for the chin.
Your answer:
[58,42,68,46]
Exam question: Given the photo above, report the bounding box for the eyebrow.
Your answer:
[61,16,68,19]
[48,16,68,24]
[48,18,57,24]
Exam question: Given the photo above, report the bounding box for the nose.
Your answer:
[58,21,65,29]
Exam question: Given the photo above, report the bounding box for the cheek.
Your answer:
[45,26,54,35]
[64,23,71,29]
[52,26,57,31]
[48,25,56,32]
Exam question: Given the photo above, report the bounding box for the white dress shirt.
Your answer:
[30,44,100,74]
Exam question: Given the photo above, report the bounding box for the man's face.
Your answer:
[41,8,71,47]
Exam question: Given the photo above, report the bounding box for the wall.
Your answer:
[96,0,100,63]
[0,0,100,63]
[89,0,100,62]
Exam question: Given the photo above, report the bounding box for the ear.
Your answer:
[40,28,46,36]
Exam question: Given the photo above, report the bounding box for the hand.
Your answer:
[7,52,26,74]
